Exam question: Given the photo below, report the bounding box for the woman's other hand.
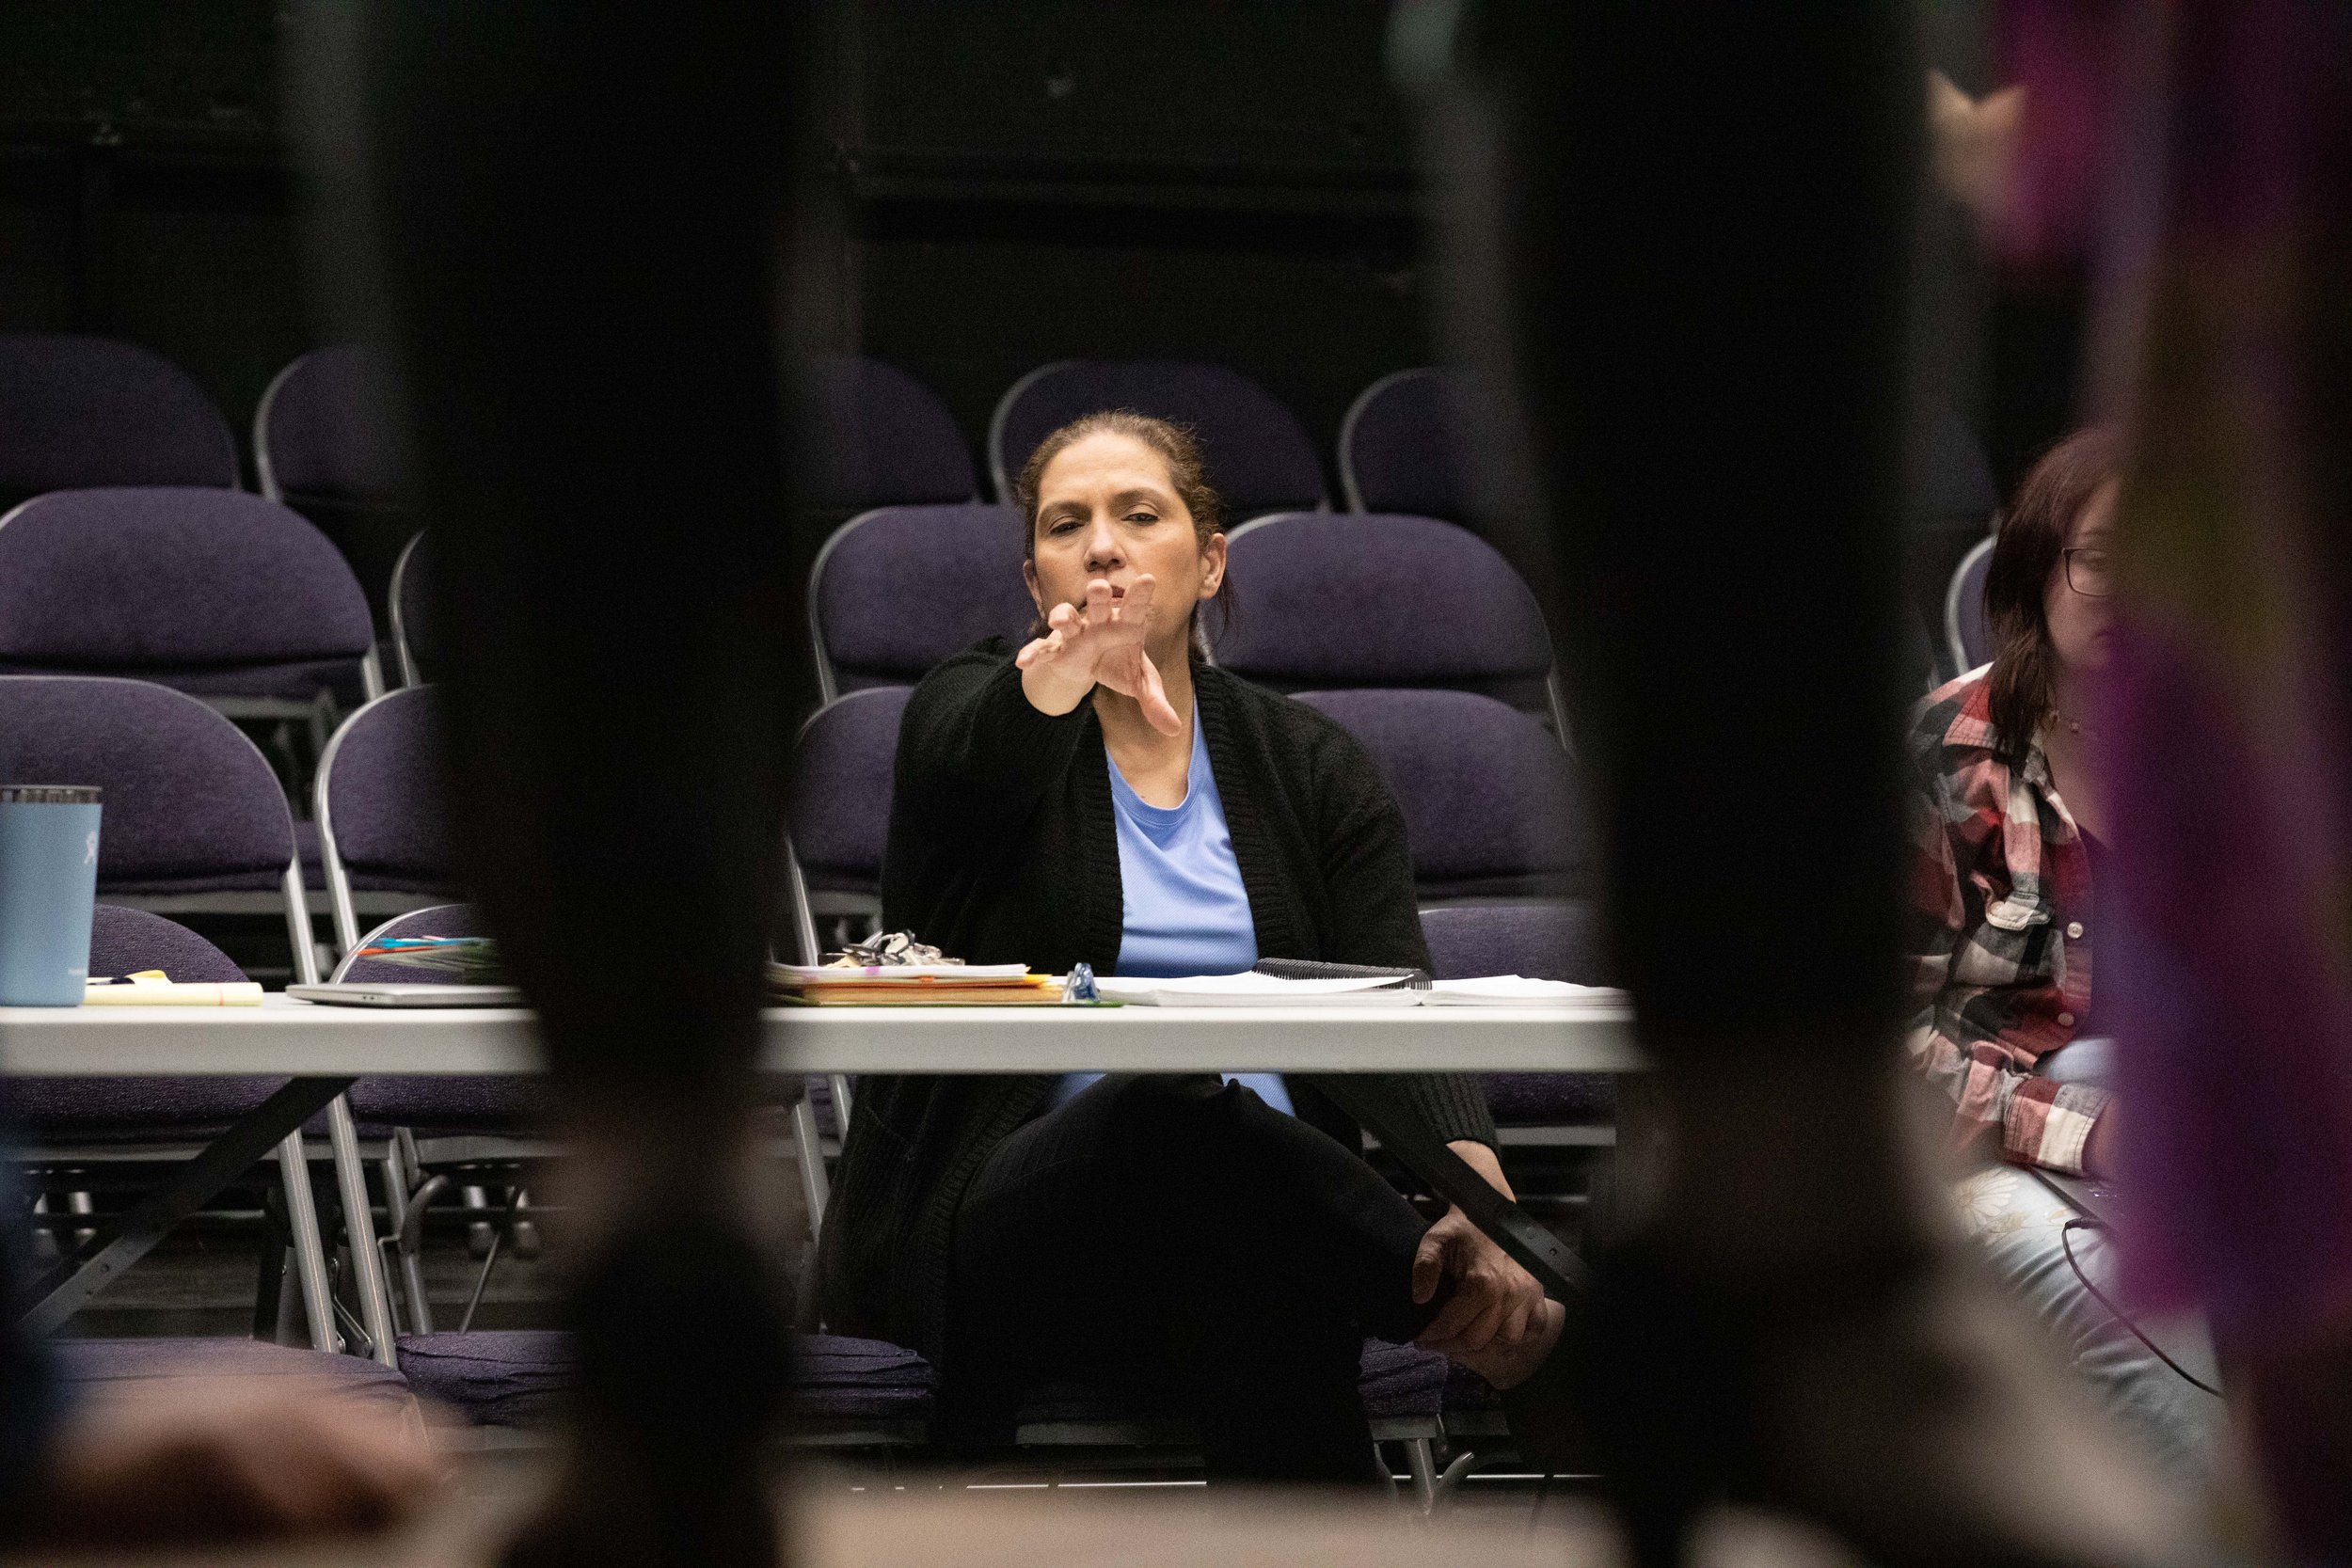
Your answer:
[1016,575,1183,734]
[2082,1105,2120,1180]
[1409,1140,1549,1356]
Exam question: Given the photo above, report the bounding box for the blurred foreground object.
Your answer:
[2091,2,2352,1558]
[23,1374,434,1549]
[327,3,805,1564]
[1398,2,2189,1564]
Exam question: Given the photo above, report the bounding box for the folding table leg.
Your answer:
[14,1076,357,1339]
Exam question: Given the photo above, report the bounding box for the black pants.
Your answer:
[947,1074,1438,1486]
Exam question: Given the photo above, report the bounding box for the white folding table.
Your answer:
[0,997,1644,1367]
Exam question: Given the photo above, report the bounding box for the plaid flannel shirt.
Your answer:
[1906,670,2113,1173]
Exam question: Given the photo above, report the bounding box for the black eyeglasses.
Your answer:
[2063,547,2111,598]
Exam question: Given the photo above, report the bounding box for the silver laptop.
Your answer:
[2030,1167,2118,1229]
[285,983,527,1008]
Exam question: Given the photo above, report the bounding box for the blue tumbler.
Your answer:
[0,785,103,1006]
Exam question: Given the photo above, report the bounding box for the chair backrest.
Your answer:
[255,344,408,505]
[0,488,375,702]
[787,687,912,898]
[0,333,238,512]
[1339,369,1467,521]
[798,356,976,515]
[1423,901,1618,1127]
[315,686,456,951]
[1945,534,1994,673]
[333,903,484,983]
[1419,900,1612,986]
[388,532,435,688]
[988,360,1326,519]
[1214,512,1558,721]
[0,675,315,980]
[1913,401,1999,530]
[254,345,417,631]
[89,904,248,984]
[808,505,1038,700]
[1294,689,1592,901]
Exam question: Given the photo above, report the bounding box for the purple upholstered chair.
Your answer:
[807,505,1035,699]
[331,905,530,1135]
[784,686,911,939]
[780,688,913,1176]
[255,345,417,633]
[1339,369,1468,522]
[314,687,459,953]
[392,1328,934,1449]
[1419,896,1613,1451]
[988,360,1326,519]
[0,333,238,513]
[1912,404,1998,684]
[0,488,382,734]
[329,903,555,1337]
[387,532,434,688]
[54,1338,413,1423]
[10,905,347,1350]
[1214,512,1568,735]
[11,906,291,1138]
[1007,1339,1465,1506]
[1293,689,1592,903]
[798,356,977,516]
[256,346,406,505]
[1421,900,1617,1131]
[1915,399,1999,532]
[0,675,321,983]
[1944,535,1994,676]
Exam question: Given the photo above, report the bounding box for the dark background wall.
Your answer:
[1,0,1431,498]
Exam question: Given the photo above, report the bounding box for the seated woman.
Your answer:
[1906,428,2221,1477]
[816,411,1562,1484]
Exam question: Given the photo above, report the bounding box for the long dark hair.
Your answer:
[1012,410,1232,653]
[1983,427,2120,754]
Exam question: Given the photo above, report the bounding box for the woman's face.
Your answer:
[2042,479,2118,675]
[1026,431,1226,660]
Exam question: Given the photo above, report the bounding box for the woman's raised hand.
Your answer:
[1016,576,1184,735]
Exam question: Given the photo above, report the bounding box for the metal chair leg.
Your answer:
[789,1096,831,1243]
[1406,1436,1439,1513]
[1431,1449,1478,1512]
[274,1132,338,1353]
[379,1150,434,1333]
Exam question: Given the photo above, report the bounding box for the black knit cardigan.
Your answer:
[816,641,1497,1362]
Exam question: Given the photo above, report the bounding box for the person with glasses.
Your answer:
[1905,428,2222,1478]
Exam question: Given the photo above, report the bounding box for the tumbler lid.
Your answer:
[0,785,102,804]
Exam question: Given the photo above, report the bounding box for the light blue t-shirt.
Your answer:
[1048,708,1293,1116]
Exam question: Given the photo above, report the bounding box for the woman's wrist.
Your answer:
[1447,1137,1515,1200]
[1020,657,1093,717]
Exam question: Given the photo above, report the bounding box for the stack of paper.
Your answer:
[1085,973,1629,1007]
[85,972,263,1006]
[1091,973,1420,1008]
[768,962,1063,1006]
[1423,976,1625,1006]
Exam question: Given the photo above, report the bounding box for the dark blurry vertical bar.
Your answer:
[347,4,803,1560]
[1429,1,1918,1061]
[1409,1,1920,1559]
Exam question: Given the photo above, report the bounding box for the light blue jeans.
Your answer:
[1952,1037,2226,1481]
